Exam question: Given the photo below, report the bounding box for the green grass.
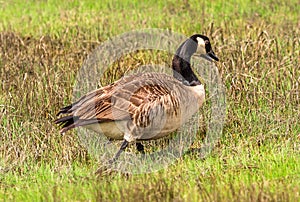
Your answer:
[0,0,299,201]
[1,0,298,39]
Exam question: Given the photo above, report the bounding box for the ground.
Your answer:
[0,0,299,201]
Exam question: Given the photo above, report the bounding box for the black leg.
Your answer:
[136,142,145,154]
[109,140,129,163]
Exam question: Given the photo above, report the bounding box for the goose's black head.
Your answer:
[191,34,219,61]
[178,34,219,62]
[172,34,219,86]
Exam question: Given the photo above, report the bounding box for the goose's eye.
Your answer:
[205,40,209,44]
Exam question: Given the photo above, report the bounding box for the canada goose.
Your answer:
[55,34,219,162]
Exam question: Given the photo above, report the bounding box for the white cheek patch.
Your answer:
[196,37,205,47]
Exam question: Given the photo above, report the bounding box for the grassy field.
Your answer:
[0,0,299,201]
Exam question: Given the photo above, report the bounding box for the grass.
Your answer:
[0,0,299,201]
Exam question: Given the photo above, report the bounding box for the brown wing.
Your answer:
[55,73,182,133]
[80,73,181,121]
[115,79,181,128]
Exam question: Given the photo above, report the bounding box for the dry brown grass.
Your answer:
[0,9,299,200]
[0,19,299,169]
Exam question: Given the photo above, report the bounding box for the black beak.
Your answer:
[208,51,219,61]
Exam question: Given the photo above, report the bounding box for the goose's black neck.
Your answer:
[172,38,201,86]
